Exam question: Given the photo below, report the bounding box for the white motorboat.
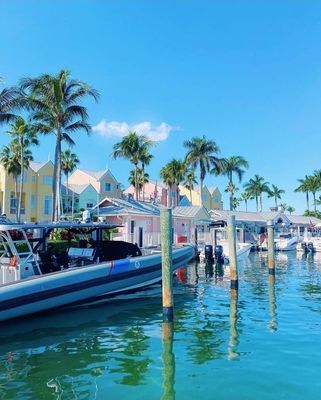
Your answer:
[0,221,195,322]
[297,234,321,253]
[274,234,299,251]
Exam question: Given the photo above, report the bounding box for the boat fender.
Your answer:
[10,255,17,267]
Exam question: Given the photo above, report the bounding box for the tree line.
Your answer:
[1,71,306,221]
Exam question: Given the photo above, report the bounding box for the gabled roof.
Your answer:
[29,160,53,173]
[287,214,321,226]
[92,197,161,217]
[68,183,97,195]
[208,186,221,195]
[76,168,120,183]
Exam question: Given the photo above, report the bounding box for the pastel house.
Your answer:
[92,197,212,247]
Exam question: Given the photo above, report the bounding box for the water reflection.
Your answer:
[161,322,175,400]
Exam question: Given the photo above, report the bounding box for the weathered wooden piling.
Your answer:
[228,215,238,290]
[161,208,174,322]
[161,322,175,400]
[267,220,275,278]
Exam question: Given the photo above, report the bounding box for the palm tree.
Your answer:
[112,132,152,201]
[6,118,38,222]
[184,135,222,207]
[218,155,249,210]
[287,206,295,215]
[225,182,239,210]
[61,149,79,214]
[0,85,22,125]
[243,175,269,212]
[295,176,311,211]
[239,191,252,212]
[160,159,186,207]
[232,197,240,210]
[0,142,21,221]
[128,168,149,200]
[268,184,285,207]
[20,70,99,221]
[138,143,154,201]
[183,169,197,205]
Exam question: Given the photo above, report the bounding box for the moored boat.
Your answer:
[0,221,195,322]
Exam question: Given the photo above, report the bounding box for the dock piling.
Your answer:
[267,220,275,279]
[228,215,238,290]
[161,208,174,322]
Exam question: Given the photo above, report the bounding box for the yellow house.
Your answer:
[0,160,54,222]
[68,168,122,201]
[178,185,223,210]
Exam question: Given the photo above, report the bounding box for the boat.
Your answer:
[296,234,321,253]
[274,234,299,251]
[0,221,195,322]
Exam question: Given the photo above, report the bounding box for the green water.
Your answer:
[1,252,321,400]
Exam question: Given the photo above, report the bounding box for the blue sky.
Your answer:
[1,0,321,213]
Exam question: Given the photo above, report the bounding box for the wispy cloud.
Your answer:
[92,119,176,141]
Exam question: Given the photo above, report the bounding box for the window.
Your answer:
[202,194,208,202]
[10,193,17,215]
[214,196,219,203]
[86,202,94,209]
[31,176,36,183]
[44,195,52,215]
[104,182,112,191]
[30,194,35,210]
[43,175,53,185]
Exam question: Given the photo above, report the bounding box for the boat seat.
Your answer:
[68,247,95,261]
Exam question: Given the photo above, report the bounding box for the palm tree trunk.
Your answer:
[245,199,248,212]
[313,192,316,212]
[142,162,145,202]
[275,196,277,207]
[200,176,203,207]
[18,138,24,223]
[53,129,62,221]
[256,196,259,212]
[229,192,233,211]
[168,185,172,208]
[189,188,192,205]
[306,192,310,211]
[14,176,18,222]
[134,163,138,201]
[176,185,180,206]
[260,194,263,212]
[66,173,69,213]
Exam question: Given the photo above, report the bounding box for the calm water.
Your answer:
[1,252,321,400]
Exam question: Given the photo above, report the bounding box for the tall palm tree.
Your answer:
[184,135,222,207]
[112,131,152,201]
[20,70,99,221]
[61,149,79,213]
[183,169,197,205]
[160,159,186,207]
[218,155,249,210]
[295,176,311,211]
[268,184,285,207]
[128,168,149,200]
[243,175,269,212]
[239,191,252,212]
[225,182,239,210]
[138,143,154,201]
[7,118,38,222]
[0,142,21,221]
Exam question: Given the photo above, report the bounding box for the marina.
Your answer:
[1,252,321,399]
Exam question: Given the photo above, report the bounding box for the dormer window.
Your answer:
[105,182,112,191]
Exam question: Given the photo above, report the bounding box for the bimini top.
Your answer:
[0,221,121,231]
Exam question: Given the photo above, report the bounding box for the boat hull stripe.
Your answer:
[0,254,189,312]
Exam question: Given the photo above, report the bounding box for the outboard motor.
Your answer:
[204,244,214,262]
[214,245,224,264]
[301,242,308,252]
[308,242,314,252]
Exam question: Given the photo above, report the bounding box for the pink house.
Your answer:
[93,197,212,247]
